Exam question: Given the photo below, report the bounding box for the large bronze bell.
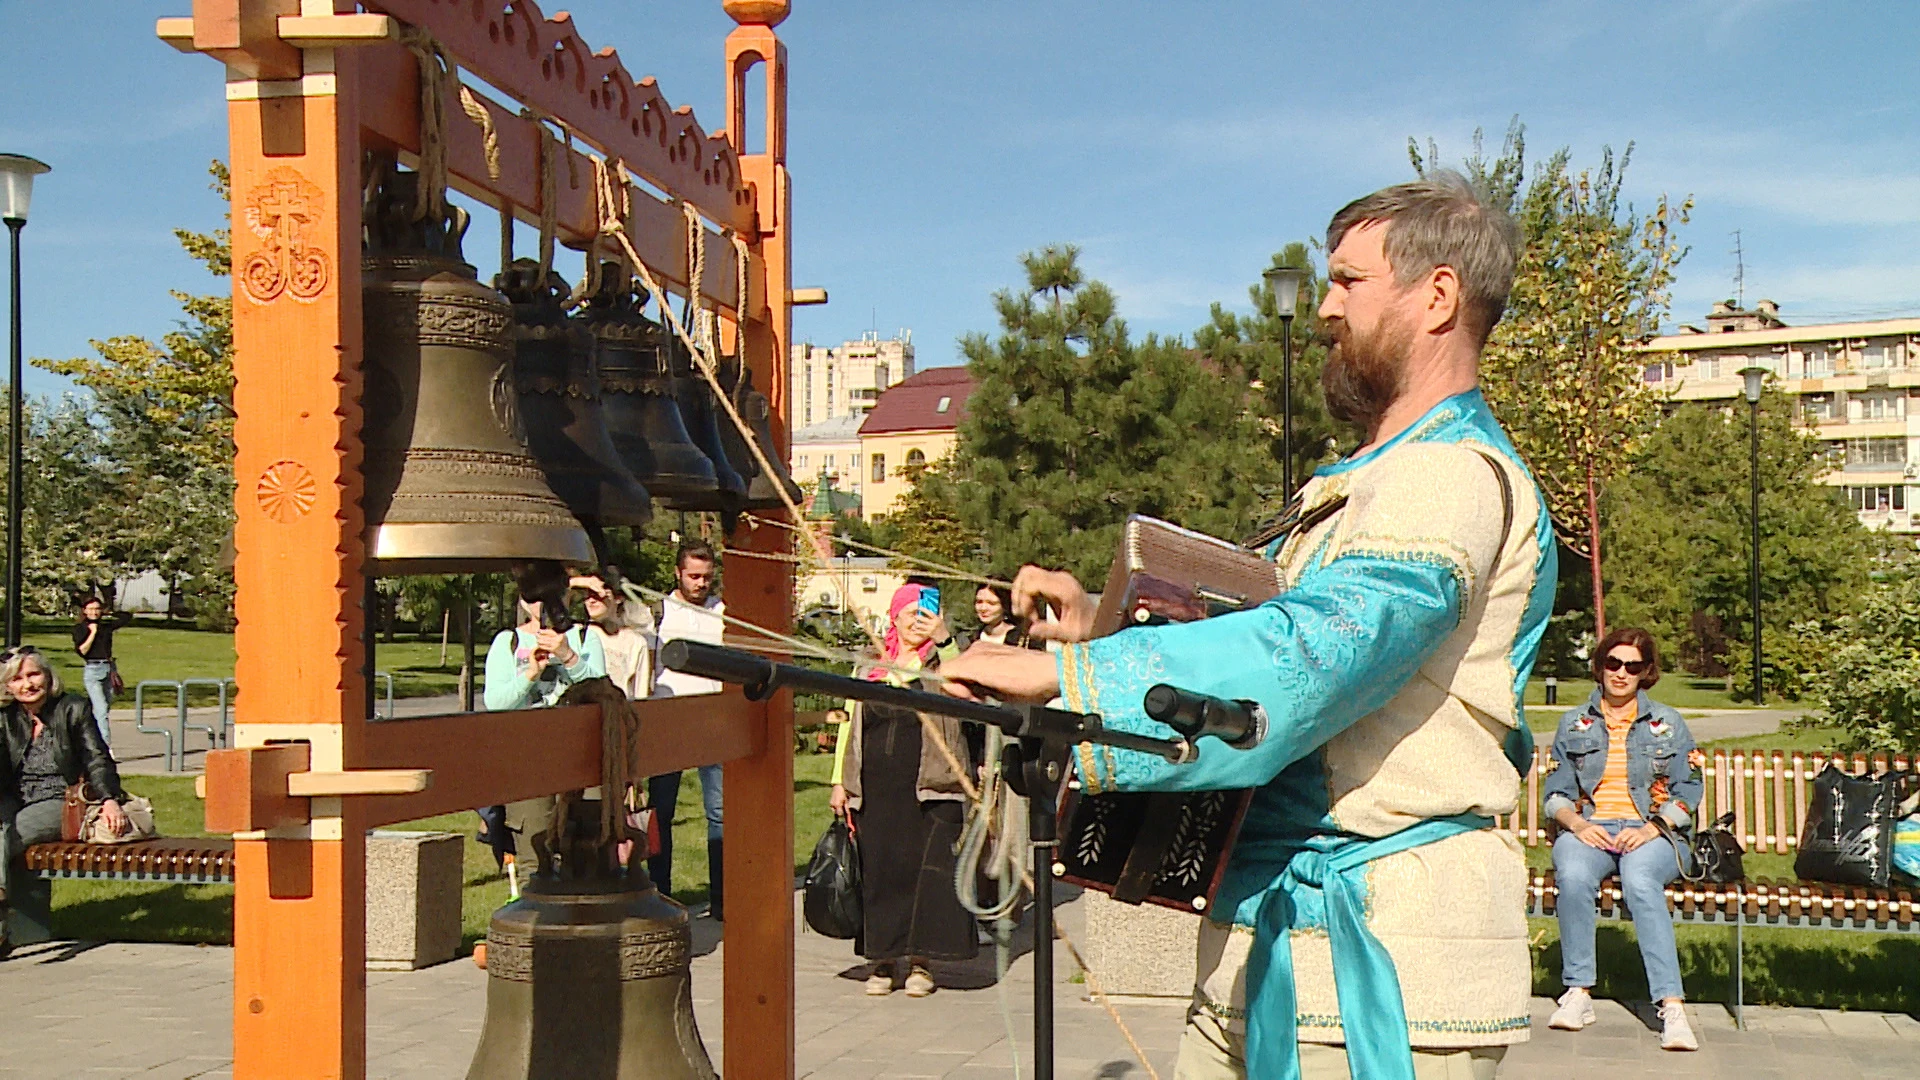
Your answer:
[360,166,593,574]
[664,334,748,512]
[717,351,804,511]
[577,272,720,502]
[497,260,652,533]
[467,790,716,1080]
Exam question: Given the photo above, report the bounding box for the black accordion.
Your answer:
[1053,515,1282,914]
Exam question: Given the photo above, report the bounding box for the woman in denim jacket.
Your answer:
[1541,627,1704,1052]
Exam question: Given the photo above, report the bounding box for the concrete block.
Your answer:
[365,829,463,971]
[1076,890,1201,1000]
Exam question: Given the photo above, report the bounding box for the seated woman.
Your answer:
[828,584,975,998]
[1,646,130,946]
[1542,627,1703,1052]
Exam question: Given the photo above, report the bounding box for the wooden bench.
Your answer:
[1499,746,1919,1025]
[3,839,235,952]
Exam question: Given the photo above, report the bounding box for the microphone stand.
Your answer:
[659,641,1199,1080]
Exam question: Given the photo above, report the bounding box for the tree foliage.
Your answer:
[1796,573,1920,752]
[945,246,1282,585]
[1194,241,1347,519]
[28,161,237,625]
[1418,123,1691,637]
[1602,390,1877,699]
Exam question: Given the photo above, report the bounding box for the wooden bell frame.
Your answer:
[157,2,797,1076]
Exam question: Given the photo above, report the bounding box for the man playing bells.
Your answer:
[942,173,1557,1080]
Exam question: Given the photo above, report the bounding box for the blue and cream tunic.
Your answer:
[1059,388,1556,1053]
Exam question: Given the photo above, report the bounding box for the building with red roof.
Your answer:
[855,366,974,518]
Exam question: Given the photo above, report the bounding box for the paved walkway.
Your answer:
[105,695,467,777]
[2,892,1913,1078]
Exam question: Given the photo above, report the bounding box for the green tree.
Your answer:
[876,457,985,575]
[35,161,237,627]
[1797,572,1920,752]
[948,246,1282,585]
[1416,125,1691,638]
[1195,241,1347,515]
[1602,390,1876,698]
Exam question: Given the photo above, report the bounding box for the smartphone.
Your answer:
[915,587,941,617]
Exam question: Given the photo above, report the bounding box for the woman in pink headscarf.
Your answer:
[827,583,977,998]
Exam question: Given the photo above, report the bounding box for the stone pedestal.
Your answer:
[365,830,464,971]
[1077,889,1201,1000]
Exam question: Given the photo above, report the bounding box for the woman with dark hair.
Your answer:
[827,583,975,998]
[1542,627,1704,1051]
[1,646,130,948]
[970,584,1028,648]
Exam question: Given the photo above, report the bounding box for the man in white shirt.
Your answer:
[652,540,727,919]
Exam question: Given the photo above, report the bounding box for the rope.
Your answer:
[743,512,1012,588]
[459,84,500,180]
[398,28,450,222]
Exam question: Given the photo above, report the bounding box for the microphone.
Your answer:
[1143,683,1265,750]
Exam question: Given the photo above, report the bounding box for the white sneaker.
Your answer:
[903,966,936,998]
[864,969,895,996]
[1659,1001,1699,1051]
[1548,987,1596,1031]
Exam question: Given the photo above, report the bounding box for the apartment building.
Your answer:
[1642,300,1920,534]
[789,331,915,429]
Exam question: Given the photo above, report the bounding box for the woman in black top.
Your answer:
[72,597,131,749]
[1,646,129,945]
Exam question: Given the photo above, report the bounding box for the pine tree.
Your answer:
[1603,390,1877,698]
[949,246,1280,585]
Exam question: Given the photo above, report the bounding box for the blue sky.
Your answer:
[4,0,1919,401]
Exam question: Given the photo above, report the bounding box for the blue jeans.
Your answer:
[644,766,724,894]
[82,661,114,749]
[1552,819,1685,1002]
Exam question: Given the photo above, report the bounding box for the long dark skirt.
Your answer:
[851,704,978,963]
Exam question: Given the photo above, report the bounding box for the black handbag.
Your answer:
[802,817,862,940]
[1795,765,1907,887]
[1658,812,1744,884]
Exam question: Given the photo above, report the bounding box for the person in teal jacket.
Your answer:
[482,588,604,887]
[944,173,1552,1080]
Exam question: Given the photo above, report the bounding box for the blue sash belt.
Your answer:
[1242,813,1494,1080]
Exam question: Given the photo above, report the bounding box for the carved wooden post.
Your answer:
[220,12,371,1078]
[721,3,796,1077]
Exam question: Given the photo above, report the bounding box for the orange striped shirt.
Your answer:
[1589,713,1642,821]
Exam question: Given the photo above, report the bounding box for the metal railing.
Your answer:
[131,673,391,771]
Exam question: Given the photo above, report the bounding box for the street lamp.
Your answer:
[1739,365,1767,705]
[1262,264,1308,501]
[1,153,50,648]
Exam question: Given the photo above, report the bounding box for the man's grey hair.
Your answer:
[1325,169,1519,342]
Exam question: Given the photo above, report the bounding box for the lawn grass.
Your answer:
[48,751,841,952]
[19,615,484,706]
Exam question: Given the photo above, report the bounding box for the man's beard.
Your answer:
[1321,311,1414,433]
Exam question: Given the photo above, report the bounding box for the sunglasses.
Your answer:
[0,645,40,663]
[1602,656,1650,675]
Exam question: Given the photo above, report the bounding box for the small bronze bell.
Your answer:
[577,272,721,503]
[466,813,716,1079]
[717,351,804,511]
[497,260,652,533]
[663,335,748,512]
[360,165,592,573]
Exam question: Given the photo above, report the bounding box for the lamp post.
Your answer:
[1,153,50,648]
[1739,365,1766,705]
[1262,265,1307,501]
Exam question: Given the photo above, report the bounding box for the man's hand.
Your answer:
[1613,822,1662,853]
[937,641,1061,704]
[828,784,849,818]
[1012,566,1096,643]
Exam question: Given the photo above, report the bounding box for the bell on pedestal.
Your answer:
[663,335,748,512]
[496,260,652,533]
[718,351,804,511]
[467,845,716,1078]
[360,166,593,574]
[576,271,720,503]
